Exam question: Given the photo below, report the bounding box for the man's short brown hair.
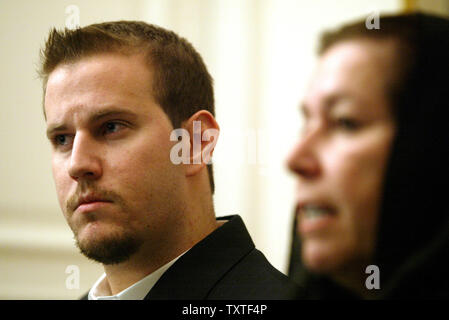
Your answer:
[39,21,216,193]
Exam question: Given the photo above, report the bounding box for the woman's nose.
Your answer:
[286,130,321,179]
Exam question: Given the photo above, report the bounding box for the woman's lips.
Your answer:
[297,204,337,235]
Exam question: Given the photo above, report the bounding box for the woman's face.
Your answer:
[287,40,397,277]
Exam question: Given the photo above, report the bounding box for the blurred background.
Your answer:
[1,0,448,299]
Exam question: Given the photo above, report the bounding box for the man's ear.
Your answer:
[181,110,220,177]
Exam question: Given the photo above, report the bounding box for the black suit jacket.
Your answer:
[144,215,299,299]
[81,215,300,299]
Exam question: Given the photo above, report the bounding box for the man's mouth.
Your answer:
[75,194,113,212]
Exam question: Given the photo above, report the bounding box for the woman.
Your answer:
[287,13,449,299]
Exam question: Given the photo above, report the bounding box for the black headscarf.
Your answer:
[288,12,449,299]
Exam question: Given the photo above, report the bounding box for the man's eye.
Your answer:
[52,134,74,150]
[103,122,124,134]
[54,134,68,145]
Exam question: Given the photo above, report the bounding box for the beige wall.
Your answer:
[407,0,449,14]
[1,0,406,299]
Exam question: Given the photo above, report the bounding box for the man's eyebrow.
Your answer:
[90,108,138,122]
[46,124,67,139]
[46,108,138,138]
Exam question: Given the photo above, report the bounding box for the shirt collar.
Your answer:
[88,253,184,300]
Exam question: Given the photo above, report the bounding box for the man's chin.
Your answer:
[75,233,142,265]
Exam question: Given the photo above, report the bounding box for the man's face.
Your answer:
[45,53,186,264]
[287,40,397,276]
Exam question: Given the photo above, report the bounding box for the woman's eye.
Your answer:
[335,118,360,131]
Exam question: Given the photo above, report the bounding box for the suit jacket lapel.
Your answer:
[144,215,255,299]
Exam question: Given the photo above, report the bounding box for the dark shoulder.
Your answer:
[207,248,303,300]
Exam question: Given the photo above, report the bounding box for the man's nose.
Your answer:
[68,133,102,181]
[286,129,321,179]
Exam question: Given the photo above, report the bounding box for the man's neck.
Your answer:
[102,216,221,295]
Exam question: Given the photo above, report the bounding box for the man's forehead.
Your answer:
[44,53,154,121]
[47,53,150,88]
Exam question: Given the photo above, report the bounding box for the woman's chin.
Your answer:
[301,239,349,274]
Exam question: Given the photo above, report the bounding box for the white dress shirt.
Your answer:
[88,253,185,300]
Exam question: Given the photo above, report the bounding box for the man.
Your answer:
[39,21,298,300]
